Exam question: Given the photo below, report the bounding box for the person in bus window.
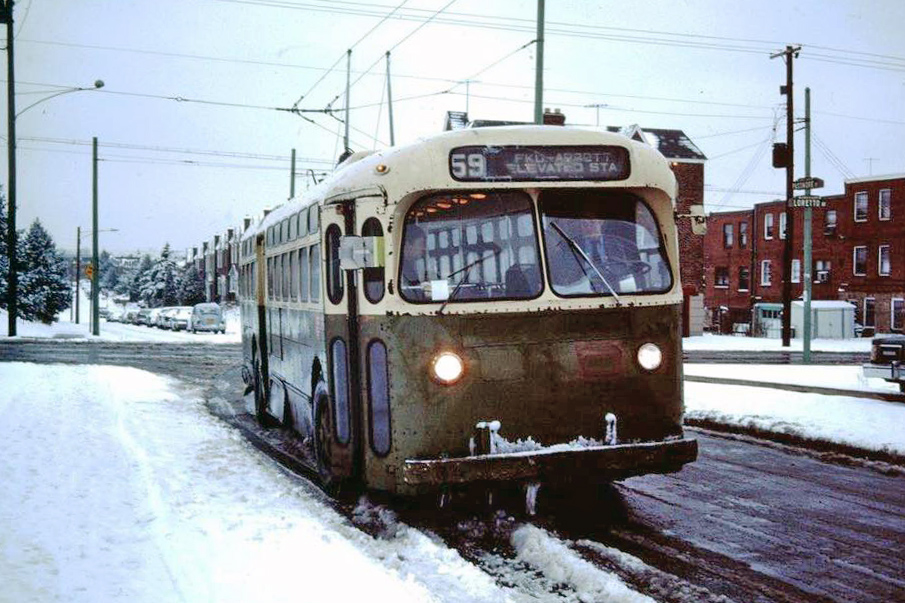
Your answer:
[401,224,429,300]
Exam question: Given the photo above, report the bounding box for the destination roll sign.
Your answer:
[449,145,631,182]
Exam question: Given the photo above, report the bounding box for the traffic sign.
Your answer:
[793,177,824,190]
[790,195,826,208]
[85,263,94,278]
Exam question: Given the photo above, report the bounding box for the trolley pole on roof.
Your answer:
[290,148,296,198]
[533,0,545,125]
[386,52,395,146]
[344,49,351,154]
[771,45,800,348]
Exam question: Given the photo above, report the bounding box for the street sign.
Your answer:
[85,263,94,278]
[793,177,824,190]
[790,195,826,208]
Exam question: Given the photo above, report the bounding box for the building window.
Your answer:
[854,192,868,222]
[879,189,891,221]
[815,260,831,283]
[893,298,904,332]
[779,211,787,239]
[791,258,801,283]
[824,209,837,235]
[761,260,772,286]
[738,267,750,291]
[853,246,868,276]
[764,213,774,239]
[722,223,733,248]
[739,222,748,248]
[879,245,891,276]
[714,266,729,288]
[864,297,876,328]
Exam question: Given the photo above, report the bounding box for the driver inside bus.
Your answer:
[401,223,429,300]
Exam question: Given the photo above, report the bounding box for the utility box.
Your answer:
[753,303,784,338]
[791,300,855,339]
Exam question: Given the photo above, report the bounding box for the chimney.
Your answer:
[243,217,252,231]
[543,107,566,126]
[227,228,234,241]
[262,208,272,218]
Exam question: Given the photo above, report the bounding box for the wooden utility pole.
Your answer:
[3,0,17,336]
[771,45,800,347]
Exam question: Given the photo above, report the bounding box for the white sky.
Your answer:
[3,0,904,255]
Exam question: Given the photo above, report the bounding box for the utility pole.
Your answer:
[802,87,812,362]
[386,52,395,146]
[91,137,99,336]
[75,227,81,324]
[3,0,17,336]
[533,0,545,124]
[771,45,800,348]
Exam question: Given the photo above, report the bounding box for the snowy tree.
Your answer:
[129,255,153,303]
[18,219,71,323]
[143,244,180,307]
[98,250,120,292]
[177,265,206,306]
[0,192,7,307]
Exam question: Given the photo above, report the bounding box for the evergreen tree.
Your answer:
[18,219,71,323]
[177,265,206,306]
[98,250,120,292]
[143,244,179,307]
[130,254,153,303]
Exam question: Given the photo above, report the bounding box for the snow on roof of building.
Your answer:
[608,124,707,161]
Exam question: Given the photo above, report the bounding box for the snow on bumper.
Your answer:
[403,437,697,486]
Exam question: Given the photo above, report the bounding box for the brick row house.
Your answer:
[705,173,905,335]
[188,218,253,304]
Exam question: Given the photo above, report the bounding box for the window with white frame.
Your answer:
[864,297,876,328]
[879,244,891,276]
[791,258,801,283]
[764,213,774,239]
[824,209,837,234]
[722,223,733,248]
[815,259,831,283]
[739,221,748,248]
[893,298,904,331]
[761,260,772,286]
[714,266,729,287]
[879,189,891,221]
[738,267,750,291]
[853,246,868,276]
[854,192,868,222]
[779,211,787,239]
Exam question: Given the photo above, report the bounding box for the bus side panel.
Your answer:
[356,304,683,494]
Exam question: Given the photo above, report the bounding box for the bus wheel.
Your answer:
[314,399,336,488]
[253,359,267,424]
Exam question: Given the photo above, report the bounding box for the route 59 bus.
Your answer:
[238,125,697,496]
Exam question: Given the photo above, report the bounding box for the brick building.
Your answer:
[704,174,905,334]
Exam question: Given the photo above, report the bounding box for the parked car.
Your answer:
[148,308,164,328]
[169,306,194,331]
[106,306,125,323]
[863,334,905,393]
[190,302,226,334]
[136,308,152,326]
[155,307,179,329]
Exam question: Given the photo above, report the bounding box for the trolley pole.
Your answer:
[386,52,395,146]
[91,137,99,336]
[344,49,351,155]
[4,0,17,336]
[75,227,81,324]
[533,0,545,124]
[771,45,800,348]
[802,88,813,362]
[290,148,296,199]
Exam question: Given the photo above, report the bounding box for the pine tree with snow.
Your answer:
[143,244,180,307]
[98,250,120,292]
[177,264,206,306]
[132,254,153,304]
[18,219,71,323]
[0,192,7,307]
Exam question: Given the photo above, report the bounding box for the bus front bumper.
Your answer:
[402,437,697,486]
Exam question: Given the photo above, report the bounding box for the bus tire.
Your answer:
[253,359,268,425]
[314,397,336,489]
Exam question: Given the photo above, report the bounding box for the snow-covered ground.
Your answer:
[683,332,873,352]
[0,363,652,603]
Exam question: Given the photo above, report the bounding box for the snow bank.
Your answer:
[0,363,521,603]
[683,333,872,353]
[684,363,900,394]
[511,525,654,603]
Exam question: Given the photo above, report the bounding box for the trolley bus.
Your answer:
[239,125,697,496]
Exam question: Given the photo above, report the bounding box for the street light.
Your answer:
[73,226,117,328]
[3,1,103,336]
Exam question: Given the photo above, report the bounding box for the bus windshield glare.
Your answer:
[540,190,672,297]
[400,191,542,303]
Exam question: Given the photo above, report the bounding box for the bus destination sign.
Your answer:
[449,145,631,182]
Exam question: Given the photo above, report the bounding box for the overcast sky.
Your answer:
[3,0,904,256]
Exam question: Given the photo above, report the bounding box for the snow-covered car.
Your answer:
[190,302,225,333]
[168,307,193,331]
[863,334,905,393]
[106,306,125,323]
[156,307,179,329]
[148,308,165,328]
[135,308,152,326]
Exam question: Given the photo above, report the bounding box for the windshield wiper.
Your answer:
[438,246,501,315]
[549,221,620,301]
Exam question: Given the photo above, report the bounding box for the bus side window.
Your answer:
[289,251,297,301]
[267,257,274,300]
[299,247,309,303]
[362,217,385,304]
[281,253,290,301]
[326,225,343,304]
[310,244,321,302]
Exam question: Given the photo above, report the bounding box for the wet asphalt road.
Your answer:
[1,340,902,602]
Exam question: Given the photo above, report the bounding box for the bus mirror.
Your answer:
[677,205,707,236]
[339,235,385,269]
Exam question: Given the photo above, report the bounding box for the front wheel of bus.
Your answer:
[314,398,336,490]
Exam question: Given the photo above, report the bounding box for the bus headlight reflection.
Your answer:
[637,343,662,371]
[432,352,464,385]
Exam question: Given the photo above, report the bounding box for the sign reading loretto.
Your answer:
[449,145,631,182]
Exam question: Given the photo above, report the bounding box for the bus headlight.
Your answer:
[637,343,662,371]
[432,352,464,385]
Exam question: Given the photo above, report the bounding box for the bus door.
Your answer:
[321,199,364,482]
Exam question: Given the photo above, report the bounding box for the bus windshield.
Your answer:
[400,191,542,303]
[539,190,673,297]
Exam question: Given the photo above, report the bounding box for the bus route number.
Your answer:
[450,152,487,179]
